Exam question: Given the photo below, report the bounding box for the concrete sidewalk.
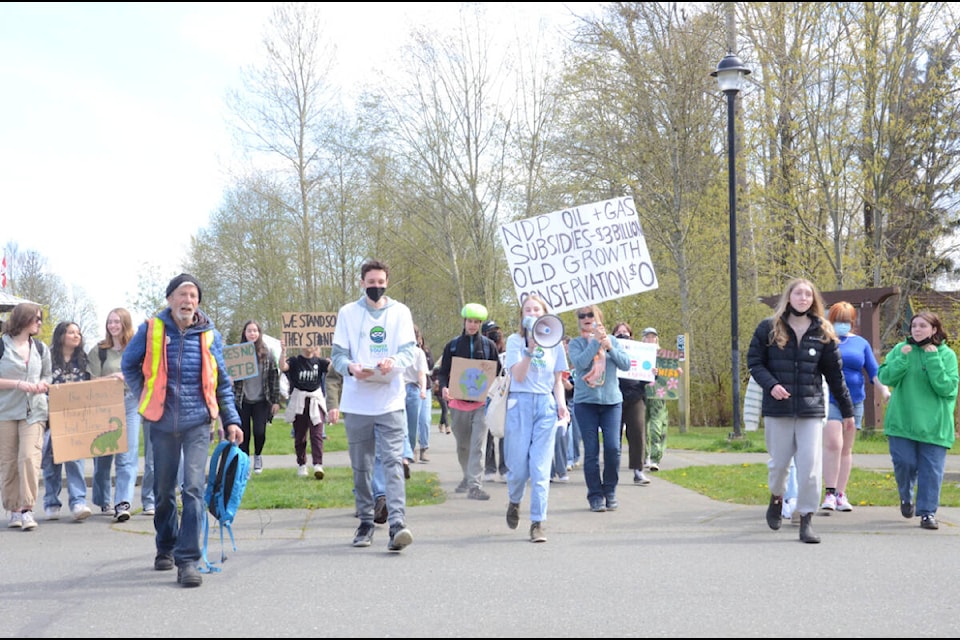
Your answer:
[7,429,960,638]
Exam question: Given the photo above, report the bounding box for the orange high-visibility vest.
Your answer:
[138,317,220,421]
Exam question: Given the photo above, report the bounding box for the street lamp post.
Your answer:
[712,53,750,440]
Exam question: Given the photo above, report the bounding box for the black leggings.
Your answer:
[239,400,271,456]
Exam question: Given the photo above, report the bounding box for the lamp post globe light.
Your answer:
[711,53,750,439]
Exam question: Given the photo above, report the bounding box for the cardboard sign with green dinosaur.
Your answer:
[48,377,126,464]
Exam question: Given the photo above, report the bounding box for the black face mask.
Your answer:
[365,287,386,303]
[614,334,630,340]
[908,336,934,347]
[786,304,809,317]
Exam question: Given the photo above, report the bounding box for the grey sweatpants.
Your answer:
[764,416,823,516]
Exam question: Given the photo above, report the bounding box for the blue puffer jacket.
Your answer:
[121,308,241,433]
[747,315,854,420]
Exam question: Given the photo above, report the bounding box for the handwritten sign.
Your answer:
[448,357,498,402]
[48,378,126,464]
[647,349,682,400]
[282,312,337,350]
[499,196,658,314]
[616,339,658,383]
[223,342,259,381]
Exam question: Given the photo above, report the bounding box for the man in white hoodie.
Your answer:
[331,259,416,552]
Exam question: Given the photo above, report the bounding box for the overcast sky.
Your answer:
[0,2,595,324]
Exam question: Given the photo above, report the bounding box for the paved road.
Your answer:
[5,432,960,638]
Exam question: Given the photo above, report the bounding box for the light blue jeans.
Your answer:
[418,389,432,451]
[405,383,425,452]
[151,422,208,566]
[92,391,142,509]
[504,392,557,523]
[888,435,948,517]
[41,429,87,510]
[141,421,155,510]
[346,410,408,528]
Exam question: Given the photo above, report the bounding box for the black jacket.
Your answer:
[746,315,854,419]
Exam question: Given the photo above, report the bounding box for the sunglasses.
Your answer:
[577,312,594,319]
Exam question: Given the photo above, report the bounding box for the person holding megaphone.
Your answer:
[503,295,569,543]
[568,304,632,513]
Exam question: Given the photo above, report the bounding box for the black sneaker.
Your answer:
[114,501,131,523]
[177,564,203,588]
[154,554,174,571]
[373,496,388,525]
[901,500,915,519]
[506,502,520,529]
[455,480,468,493]
[921,514,939,530]
[353,522,375,547]
[387,522,413,551]
[467,487,490,501]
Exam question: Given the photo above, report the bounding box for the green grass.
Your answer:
[660,426,960,506]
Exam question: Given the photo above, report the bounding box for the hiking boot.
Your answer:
[901,500,915,518]
[114,501,131,522]
[835,492,853,512]
[373,496,388,525]
[506,502,520,530]
[529,521,547,543]
[799,513,820,543]
[177,564,203,588]
[820,493,837,511]
[387,522,413,551]
[766,494,783,530]
[419,448,429,463]
[467,487,490,501]
[921,514,939,530]
[403,460,412,479]
[353,522,375,547]
[253,455,263,474]
[20,511,37,531]
[154,554,175,571]
[313,464,324,480]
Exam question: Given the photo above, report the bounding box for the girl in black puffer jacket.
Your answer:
[747,278,855,544]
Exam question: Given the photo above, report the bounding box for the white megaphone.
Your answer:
[522,314,564,349]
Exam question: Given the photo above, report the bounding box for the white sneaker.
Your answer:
[644,457,652,469]
[835,492,853,512]
[820,493,837,511]
[297,464,308,477]
[71,504,92,521]
[313,464,324,480]
[497,473,507,483]
[484,472,496,482]
[648,461,660,472]
[44,506,61,520]
[8,512,22,528]
[21,511,37,531]
[254,455,263,474]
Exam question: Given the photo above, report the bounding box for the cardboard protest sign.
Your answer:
[223,342,259,381]
[48,377,126,464]
[499,196,658,314]
[616,339,658,383]
[281,312,337,350]
[647,349,682,400]
[448,356,498,402]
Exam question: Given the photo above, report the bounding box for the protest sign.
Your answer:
[282,312,337,350]
[48,377,126,464]
[647,349,682,400]
[616,339,658,383]
[447,356,498,402]
[224,341,259,381]
[498,196,658,314]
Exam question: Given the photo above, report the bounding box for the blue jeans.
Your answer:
[41,429,87,510]
[418,389,432,451]
[151,423,209,566]
[575,402,623,503]
[405,383,424,452]
[888,435,948,517]
[504,392,557,523]
[141,421,155,510]
[92,391,142,509]
[566,402,581,464]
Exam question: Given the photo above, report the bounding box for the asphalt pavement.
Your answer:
[5,430,960,638]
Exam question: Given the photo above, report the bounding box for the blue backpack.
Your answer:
[201,440,250,573]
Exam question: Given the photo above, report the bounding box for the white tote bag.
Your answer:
[484,370,511,439]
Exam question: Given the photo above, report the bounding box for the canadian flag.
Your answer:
[1,255,6,288]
